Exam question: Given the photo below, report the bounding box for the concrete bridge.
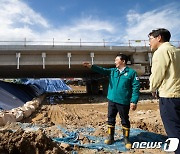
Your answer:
[0,44,151,78]
[0,40,153,94]
[1,39,179,94]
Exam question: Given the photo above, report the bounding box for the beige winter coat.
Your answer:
[150,42,180,98]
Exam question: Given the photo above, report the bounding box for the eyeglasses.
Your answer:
[149,37,155,41]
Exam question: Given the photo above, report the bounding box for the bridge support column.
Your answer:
[86,82,91,94]
[102,79,109,95]
[16,53,21,69]
[86,80,99,95]
[42,52,46,69]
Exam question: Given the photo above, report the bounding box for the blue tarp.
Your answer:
[8,123,168,153]
[53,125,167,152]
[23,78,71,93]
[0,80,39,110]
[0,78,71,110]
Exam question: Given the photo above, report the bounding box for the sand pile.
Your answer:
[0,128,65,154]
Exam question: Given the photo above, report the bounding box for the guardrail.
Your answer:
[0,39,179,47]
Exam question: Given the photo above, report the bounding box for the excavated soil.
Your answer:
[0,128,65,154]
[0,86,167,154]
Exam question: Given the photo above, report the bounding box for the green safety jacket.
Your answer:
[91,65,140,105]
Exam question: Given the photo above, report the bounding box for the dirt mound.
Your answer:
[0,128,65,154]
[129,99,166,135]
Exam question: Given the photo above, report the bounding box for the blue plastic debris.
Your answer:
[24,78,71,93]
[52,125,167,152]
[0,78,70,110]
[4,122,167,153]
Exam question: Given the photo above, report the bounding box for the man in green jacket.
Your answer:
[83,54,140,149]
[149,28,180,154]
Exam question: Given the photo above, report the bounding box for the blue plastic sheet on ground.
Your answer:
[23,78,71,92]
[53,125,168,152]
[8,123,167,152]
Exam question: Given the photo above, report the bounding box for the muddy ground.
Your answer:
[0,86,167,154]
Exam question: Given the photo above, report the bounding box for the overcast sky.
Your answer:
[0,0,180,45]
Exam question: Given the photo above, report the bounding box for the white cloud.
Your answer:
[125,3,180,41]
[36,21,115,44]
[0,0,118,44]
[0,0,179,46]
[0,0,49,40]
[71,16,114,32]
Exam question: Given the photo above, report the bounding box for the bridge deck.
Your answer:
[0,45,150,78]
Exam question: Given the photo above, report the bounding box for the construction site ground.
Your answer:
[0,85,168,154]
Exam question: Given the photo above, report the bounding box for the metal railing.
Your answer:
[0,38,179,47]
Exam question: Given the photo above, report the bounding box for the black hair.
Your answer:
[116,53,128,64]
[148,28,171,42]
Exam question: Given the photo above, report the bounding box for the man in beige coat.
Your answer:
[148,28,180,154]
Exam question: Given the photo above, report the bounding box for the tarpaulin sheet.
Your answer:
[0,87,24,110]
[0,81,39,110]
[53,125,167,152]
[7,123,167,153]
[0,78,71,110]
[23,78,71,92]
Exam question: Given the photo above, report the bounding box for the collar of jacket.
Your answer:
[116,66,129,74]
[158,42,172,49]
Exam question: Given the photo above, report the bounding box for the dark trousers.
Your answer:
[159,97,180,154]
[108,100,130,128]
